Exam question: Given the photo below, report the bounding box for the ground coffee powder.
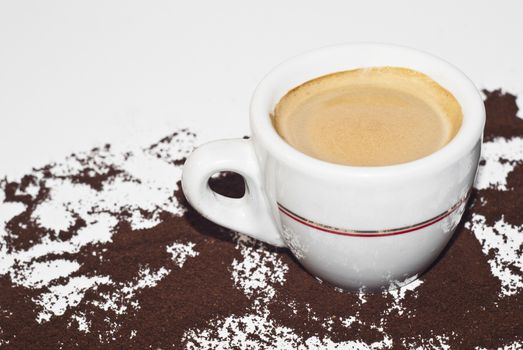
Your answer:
[0,90,521,349]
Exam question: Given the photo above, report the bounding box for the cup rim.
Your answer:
[249,43,485,179]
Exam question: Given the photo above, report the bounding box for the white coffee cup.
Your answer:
[182,43,485,291]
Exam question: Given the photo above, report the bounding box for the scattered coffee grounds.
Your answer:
[0,91,522,349]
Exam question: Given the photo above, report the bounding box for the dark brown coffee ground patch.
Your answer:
[0,90,522,349]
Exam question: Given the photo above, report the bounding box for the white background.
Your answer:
[1,0,522,178]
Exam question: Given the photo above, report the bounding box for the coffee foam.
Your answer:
[272,67,463,166]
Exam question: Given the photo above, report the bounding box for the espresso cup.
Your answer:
[181,43,485,291]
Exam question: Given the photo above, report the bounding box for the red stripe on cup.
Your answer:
[277,192,469,237]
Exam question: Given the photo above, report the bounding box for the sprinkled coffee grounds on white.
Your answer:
[167,242,199,268]
[474,137,523,191]
[1,93,522,349]
[35,275,112,323]
[90,266,170,316]
[230,234,288,302]
[466,215,523,296]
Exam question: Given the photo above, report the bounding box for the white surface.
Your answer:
[1,0,522,177]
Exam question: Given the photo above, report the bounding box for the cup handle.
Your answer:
[181,138,286,247]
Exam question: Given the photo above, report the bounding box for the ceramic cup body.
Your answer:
[182,43,485,291]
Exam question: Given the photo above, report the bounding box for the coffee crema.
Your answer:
[272,67,463,166]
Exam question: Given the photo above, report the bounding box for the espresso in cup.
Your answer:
[272,67,463,166]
